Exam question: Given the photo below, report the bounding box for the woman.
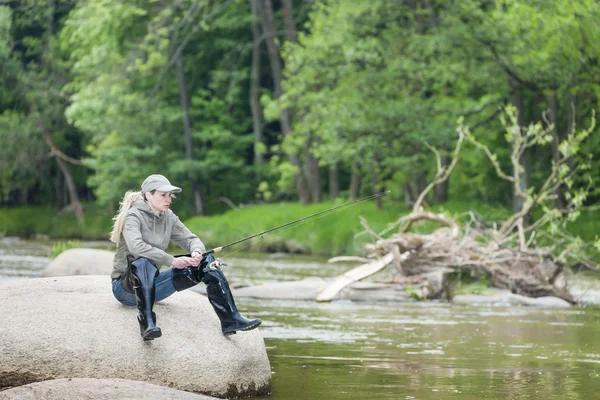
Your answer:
[110,174,261,340]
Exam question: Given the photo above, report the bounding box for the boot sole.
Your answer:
[241,320,262,331]
[142,328,162,340]
[222,320,261,336]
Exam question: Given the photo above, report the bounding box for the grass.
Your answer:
[0,205,113,240]
[185,199,513,257]
[50,240,82,258]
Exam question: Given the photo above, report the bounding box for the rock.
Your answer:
[423,269,452,300]
[451,293,509,306]
[232,277,411,302]
[0,378,218,400]
[41,248,115,277]
[0,236,21,245]
[452,289,572,308]
[233,277,327,300]
[338,284,411,303]
[507,293,571,308]
[571,288,600,305]
[0,276,271,398]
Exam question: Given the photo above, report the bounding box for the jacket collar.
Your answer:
[133,200,166,218]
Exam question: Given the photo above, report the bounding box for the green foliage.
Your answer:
[50,240,82,259]
[450,270,491,296]
[0,0,598,264]
[404,285,424,301]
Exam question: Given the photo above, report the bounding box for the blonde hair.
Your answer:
[109,191,144,243]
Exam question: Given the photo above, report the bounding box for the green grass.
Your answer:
[184,199,513,257]
[0,205,113,240]
[50,240,82,258]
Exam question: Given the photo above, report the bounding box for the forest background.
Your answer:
[0,0,598,259]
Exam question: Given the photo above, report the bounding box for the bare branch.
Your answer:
[218,197,238,210]
[516,217,526,250]
[359,216,384,241]
[413,128,465,212]
[466,130,514,182]
[328,256,372,263]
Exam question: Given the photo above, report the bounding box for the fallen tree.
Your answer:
[317,106,597,304]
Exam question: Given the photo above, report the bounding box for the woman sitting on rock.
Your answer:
[109,174,261,340]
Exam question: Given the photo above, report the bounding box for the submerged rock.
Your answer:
[452,289,572,308]
[232,277,411,302]
[0,378,218,400]
[0,276,271,398]
[41,248,115,277]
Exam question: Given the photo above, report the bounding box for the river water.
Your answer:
[1,240,600,399]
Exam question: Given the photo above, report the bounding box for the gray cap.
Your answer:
[141,174,182,193]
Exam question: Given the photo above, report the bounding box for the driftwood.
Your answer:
[317,109,596,304]
[318,210,577,304]
[316,253,396,302]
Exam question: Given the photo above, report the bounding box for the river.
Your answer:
[1,239,599,399]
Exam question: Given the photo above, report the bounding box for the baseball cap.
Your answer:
[141,174,182,193]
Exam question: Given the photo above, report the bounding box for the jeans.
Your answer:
[112,266,179,307]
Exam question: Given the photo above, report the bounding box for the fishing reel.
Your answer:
[202,257,227,273]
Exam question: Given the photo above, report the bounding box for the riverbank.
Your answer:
[1,200,598,259]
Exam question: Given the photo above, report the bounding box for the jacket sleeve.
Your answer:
[123,213,175,267]
[170,215,206,254]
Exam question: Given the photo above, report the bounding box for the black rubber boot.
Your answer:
[172,265,204,291]
[203,265,262,336]
[130,258,162,340]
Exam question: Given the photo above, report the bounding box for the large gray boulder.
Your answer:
[0,276,271,398]
[0,378,218,400]
[41,248,115,277]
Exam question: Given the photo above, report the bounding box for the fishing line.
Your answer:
[207,190,390,258]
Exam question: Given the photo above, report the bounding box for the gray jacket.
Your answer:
[111,200,206,280]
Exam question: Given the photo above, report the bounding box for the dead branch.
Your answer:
[328,256,372,263]
[218,197,239,210]
[316,253,396,302]
[413,129,464,212]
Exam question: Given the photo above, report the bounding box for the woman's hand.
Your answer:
[172,257,196,269]
[191,251,203,266]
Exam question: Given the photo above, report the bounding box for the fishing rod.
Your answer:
[205,190,390,256]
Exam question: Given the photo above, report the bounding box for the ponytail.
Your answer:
[109,191,144,243]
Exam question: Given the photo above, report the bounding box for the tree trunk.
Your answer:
[309,146,321,203]
[281,0,298,42]
[55,157,84,221]
[250,0,264,167]
[567,94,575,171]
[18,188,28,205]
[260,0,310,203]
[369,159,382,209]
[176,53,204,215]
[406,173,427,206]
[42,0,84,222]
[304,135,321,202]
[547,92,562,208]
[349,162,361,199]
[404,183,413,207]
[512,90,529,214]
[329,163,339,198]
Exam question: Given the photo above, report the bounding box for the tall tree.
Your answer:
[259,0,310,203]
[176,52,204,214]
